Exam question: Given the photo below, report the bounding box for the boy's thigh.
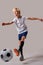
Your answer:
[21,36,26,41]
[18,31,28,41]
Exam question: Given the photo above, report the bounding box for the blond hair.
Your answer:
[12,8,20,12]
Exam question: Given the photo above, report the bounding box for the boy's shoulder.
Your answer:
[13,17,17,19]
[13,17,18,20]
[12,17,17,22]
[22,16,25,18]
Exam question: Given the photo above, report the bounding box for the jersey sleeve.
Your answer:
[23,16,27,22]
[12,18,17,23]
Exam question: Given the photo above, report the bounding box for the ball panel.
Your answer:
[5,60,9,62]
[1,54,3,58]
[6,53,11,57]
[3,49,7,51]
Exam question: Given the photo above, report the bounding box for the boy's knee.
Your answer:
[21,36,25,41]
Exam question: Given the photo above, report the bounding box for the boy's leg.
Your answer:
[18,36,25,61]
[13,36,25,60]
[18,41,24,56]
[13,36,25,57]
[14,31,28,61]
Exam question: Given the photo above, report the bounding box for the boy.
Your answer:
[2,8,43,61]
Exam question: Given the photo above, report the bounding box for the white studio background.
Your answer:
[0,0,43,65]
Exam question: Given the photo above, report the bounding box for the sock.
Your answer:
[18,41,24,56]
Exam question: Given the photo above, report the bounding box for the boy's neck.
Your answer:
[17,16,22,18]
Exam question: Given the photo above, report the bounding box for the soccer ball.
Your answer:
[0,49,13,62]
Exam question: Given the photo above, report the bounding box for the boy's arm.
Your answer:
[2,21,14,26]
[27,17,43,21]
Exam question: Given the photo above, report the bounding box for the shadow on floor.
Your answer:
[22,55,43,65]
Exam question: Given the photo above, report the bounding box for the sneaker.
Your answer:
[20,55,24,61]
[13,48,19,56]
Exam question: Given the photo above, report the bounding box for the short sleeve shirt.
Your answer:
[12,16,28,34]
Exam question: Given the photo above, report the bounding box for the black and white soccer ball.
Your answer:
[0,49,13,62]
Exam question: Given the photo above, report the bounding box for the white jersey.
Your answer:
[12,16,28,34]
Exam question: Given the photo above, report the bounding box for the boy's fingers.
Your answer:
[40,19,43,21]
[2,23,5,26]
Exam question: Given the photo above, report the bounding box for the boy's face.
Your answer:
[13,10,21,17]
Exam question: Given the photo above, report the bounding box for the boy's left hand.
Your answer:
[40,19,43,22]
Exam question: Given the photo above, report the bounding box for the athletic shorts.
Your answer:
[18,31,28,40]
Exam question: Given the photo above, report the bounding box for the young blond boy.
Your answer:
[2,8,43,61]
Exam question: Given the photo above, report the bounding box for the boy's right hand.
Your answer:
[2,23,6,26]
